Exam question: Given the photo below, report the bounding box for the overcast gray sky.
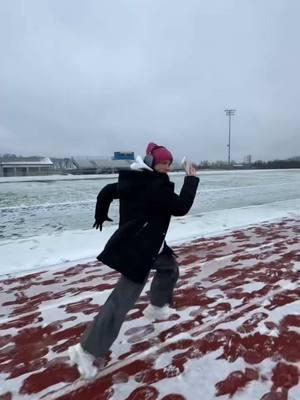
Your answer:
[1,0,300,162]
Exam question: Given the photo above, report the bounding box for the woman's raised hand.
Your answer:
[182,157,197,176]
[186,162,197,176]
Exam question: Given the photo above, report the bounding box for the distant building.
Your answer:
[72,157,132,174]
[0,157,54,177]
[113,151,135,160]
[0,151,185,177]
[50,158,77,170]
[71,151,135,174]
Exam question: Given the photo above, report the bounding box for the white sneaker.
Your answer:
[143,304,172,321]
[68,343,98,380]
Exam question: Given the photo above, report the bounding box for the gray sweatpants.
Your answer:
[81,252,179,358]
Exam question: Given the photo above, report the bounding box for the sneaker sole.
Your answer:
[144,309,170,321]
[68,346,97,380]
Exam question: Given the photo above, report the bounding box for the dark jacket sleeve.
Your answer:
[95,183,119,221]
[169,176,199,216]
[148,175,199,217]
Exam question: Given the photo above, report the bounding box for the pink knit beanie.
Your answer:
[145,142,173,166]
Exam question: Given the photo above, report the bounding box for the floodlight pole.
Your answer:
[224,109,236,165]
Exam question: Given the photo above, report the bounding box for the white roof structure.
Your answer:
[72,158,131,170]
[0,157,53,167]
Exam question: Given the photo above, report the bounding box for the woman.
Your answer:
[68,142,199,379]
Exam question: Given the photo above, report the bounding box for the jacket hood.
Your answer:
[130,155,153,171]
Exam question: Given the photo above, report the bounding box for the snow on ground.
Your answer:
[0,173,119,183]
[0,217,299,400]
[0,171,189,185]
[0,170,299,399]
[1,168,299,184]
[1,197,299,277]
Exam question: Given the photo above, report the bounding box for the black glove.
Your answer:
[93,216,113,231]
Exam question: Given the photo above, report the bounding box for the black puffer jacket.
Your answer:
[97,170,199,283]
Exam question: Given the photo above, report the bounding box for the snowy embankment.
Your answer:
[1,198,300,277]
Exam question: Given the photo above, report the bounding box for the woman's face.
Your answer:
[154,160,172,174]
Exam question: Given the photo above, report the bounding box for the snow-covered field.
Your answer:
[1,169,300,242]
[0,169,299,400]
[1,169,300,276]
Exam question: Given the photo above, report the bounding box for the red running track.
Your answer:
[0,218,299,400]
